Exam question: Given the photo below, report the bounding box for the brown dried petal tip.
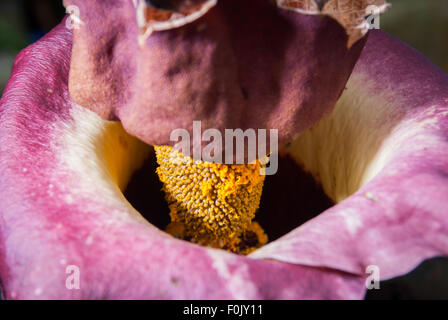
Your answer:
[278,0,390,47]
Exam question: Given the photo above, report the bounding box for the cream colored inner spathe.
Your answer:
[286,71,405,203]
[61,104,151,224]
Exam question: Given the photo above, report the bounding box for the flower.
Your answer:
[0,0,447,299]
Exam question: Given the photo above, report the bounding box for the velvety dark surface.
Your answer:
[124,151,171,231]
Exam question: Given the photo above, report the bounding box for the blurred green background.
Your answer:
[0,0,447,94]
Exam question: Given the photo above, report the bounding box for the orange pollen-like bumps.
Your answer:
[154,145,268,254]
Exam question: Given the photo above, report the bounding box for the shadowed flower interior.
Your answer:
[81,62,404,255]
[60,2,395,252]
[90,114,334,253]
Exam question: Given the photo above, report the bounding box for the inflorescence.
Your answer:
[155,145,268,254]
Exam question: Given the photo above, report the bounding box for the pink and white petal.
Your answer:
[251,30,448,283]
[0,21,365,300]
